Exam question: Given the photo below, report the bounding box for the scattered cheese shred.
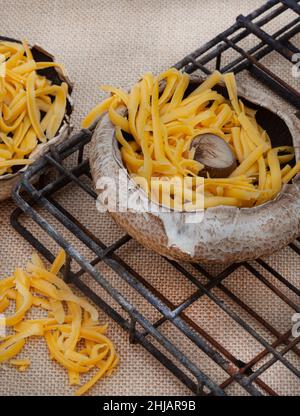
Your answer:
[0,39,68,177]
[10,358,30,371]
[0,250,118,396]
[83,69,300,208]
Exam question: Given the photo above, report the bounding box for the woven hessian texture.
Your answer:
[0,0,300,396]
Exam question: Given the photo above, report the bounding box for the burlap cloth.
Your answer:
[1,0,300,396]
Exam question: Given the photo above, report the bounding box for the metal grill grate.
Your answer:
[11,0,300,396]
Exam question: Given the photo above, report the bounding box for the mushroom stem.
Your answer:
[191,133,237,178]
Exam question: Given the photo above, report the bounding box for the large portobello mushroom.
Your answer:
[90,75,300,264]
[0,36,73,201]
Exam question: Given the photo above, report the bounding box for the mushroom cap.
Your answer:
[90,75,300,264]
[0,38,73,202]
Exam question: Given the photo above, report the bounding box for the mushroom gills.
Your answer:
[191,134,237,178]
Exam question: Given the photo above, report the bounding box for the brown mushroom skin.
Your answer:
[191,134,237,178]
[90,75,300,264]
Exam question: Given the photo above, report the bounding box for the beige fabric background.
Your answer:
[1,0,300,396]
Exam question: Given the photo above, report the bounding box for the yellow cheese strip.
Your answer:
[6,68,25,85]
[10,358,30,368]
[244,129,257,152]
[35,84,63,97]
[35,76,48,89]
[105,355,119,377]
[68,370,80,386]
[198,121,228,135]
[0,159,32,168]
[157,69,178,106]
[65,344,109,367]
[230,145,267,177]
[4,268,32,327]
[161,91,222,124]
[136,79,152,181]
[22,39,33,61]
[16,128,38,157]
[50,299,66,324]
[44,332,91,373]
[0,297,10,313]
[0,276,15,291]
[273,146,294,165]
[0,339,25,362]
[46,82,67,139]
[0,323,43,362]
[278,153,295,164]
[27,263,71,292]
[6,289,17,300]
[166,123,193,136]
[152,81,167,161]
[50,249,66,274]
[81,96,114,128]
[36,62,65,72]
[281,164,291,178]
[189,70,222,97]
[101,85,128,106]
[0,133,14,151]
[12,122,24,149]
[188,109,216,128]
[8,86,25,104]
[13,60,36,75]
[40,106,54,132]
[27,263,99,322]
[0,148,12,159]
[205,181,256,192]
[267,148,282,196]
[258,157,267,190]
[212,104,232,129]
[135,80,148,141]
[179,159,204,175]
[26,71,45,141]
[238,112,268,148]
[203,196,241,208]
[36,98,51,113]
[183,90,224,114]
[0,42,22,53]
[224,188,260,201]
[108,98,130,133]
[169,73,189,109]
[162,141,186,176]
[32,296,51,310]
[6,49,24,69]
[231,127,243,163]
[0,107,25,133]
[7,97,27,123]
[75,335,116,396]
[282,160,300,184]
[64,302,81,352]
[115,127,134,155]
[14,116,31,147]
[127,83,140,142]
[120,148,142,172]
[223,72,241,115]
[30,278,61,299]
[31,252,46,269]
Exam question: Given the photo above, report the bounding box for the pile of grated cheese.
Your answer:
[0,250,119,396]
[0,39,68,176]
